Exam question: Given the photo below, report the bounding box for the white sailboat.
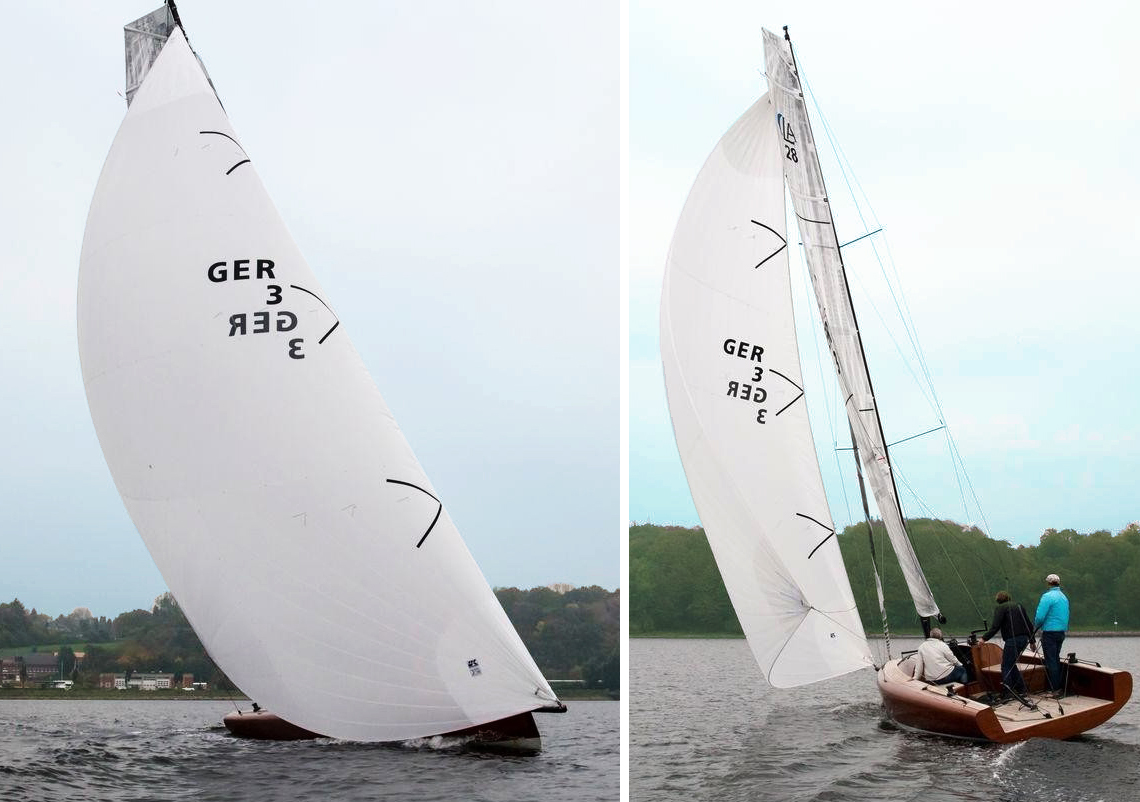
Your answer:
[660,26,1130,741]
[78,2,563,749]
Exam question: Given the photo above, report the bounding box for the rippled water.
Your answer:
[0,699,617,801]
[632,637,1140,802]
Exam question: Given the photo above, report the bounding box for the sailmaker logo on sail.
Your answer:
[775,112,798,163]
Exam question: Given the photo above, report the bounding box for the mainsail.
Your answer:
[123,5,175,105]
[661,95,872,687]
[761,29,939,618]
[78,21,557,741]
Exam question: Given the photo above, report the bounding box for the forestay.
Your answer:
[661,94,872,687]
[77,27,557,741]
[761,29,939,618]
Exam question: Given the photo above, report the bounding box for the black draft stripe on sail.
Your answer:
[749,219,789,270]
[796,513,836,559]
[769,370,805,417]
[386,479,442,548]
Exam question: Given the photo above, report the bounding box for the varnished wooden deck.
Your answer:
[986,692,1110,731]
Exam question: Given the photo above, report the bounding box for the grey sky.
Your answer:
[633,1,1140,543]
[1,1,617,618]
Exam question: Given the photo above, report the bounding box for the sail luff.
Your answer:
[761,29,939,618]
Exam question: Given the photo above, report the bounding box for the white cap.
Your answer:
[1045,573,1060,585]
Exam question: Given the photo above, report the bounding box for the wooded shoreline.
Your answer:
[2,585,620,698]
[631,520,1140,637]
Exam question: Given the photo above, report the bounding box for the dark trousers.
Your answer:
[933,664,968,685]
[1001,635,1029,694]
[1042,630,1066,692]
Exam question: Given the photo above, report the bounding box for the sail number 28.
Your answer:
[777,113,799,163]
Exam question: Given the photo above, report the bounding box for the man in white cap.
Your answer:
[1034,573,1070,695]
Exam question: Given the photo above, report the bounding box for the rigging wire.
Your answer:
[786,51,926,638]
[805,75,1000,542]
[795,58,1004,596]
[890,464,987,621]
[842,265,941,417]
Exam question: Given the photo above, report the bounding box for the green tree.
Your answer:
[631,519,1140,635]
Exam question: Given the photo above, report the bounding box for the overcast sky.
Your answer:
[1,1,617,618]
[632,1,1140,545]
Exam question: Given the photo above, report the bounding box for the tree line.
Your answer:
[1,586,619,694]
[631,519,1140,636]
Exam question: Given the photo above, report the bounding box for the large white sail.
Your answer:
[661,95,872,687]
[77,25,557,741]
[761,29,939,618]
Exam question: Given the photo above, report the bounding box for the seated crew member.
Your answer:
[915,628,967,685]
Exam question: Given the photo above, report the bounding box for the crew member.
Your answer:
[979,591,1034,697]
[915,628,967,685]
[1034,573,1070,695]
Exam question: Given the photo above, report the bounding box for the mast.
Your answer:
[166,0,185,32]
[781,25,914,568]
[762,28,940,620]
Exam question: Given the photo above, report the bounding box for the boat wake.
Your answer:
[984,735,1140,802]
[991,739,1027,775]
[398,735,476,752]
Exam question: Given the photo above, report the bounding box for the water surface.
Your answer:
[632,637,1140,802]
[0,699,617,801]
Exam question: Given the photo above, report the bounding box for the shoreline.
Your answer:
[0,689,249,701]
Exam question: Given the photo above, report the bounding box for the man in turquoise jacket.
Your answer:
[1034,573,1070,695]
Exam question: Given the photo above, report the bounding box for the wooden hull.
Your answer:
[222,709,321,741]
[877,642,1132,743]
[222,709,543,753]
